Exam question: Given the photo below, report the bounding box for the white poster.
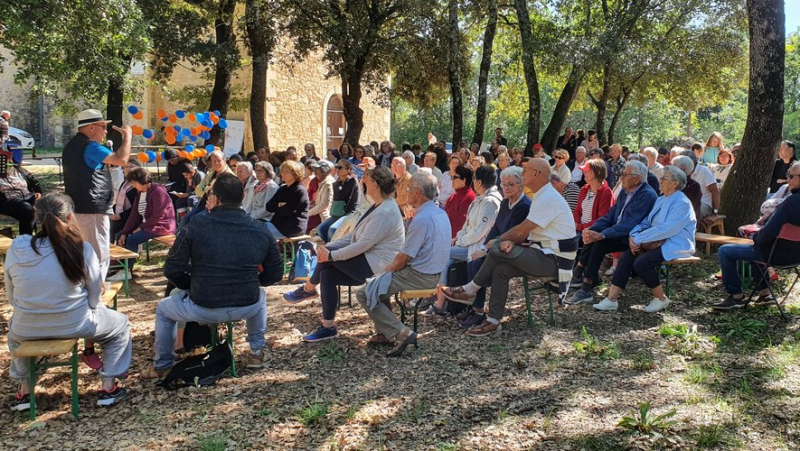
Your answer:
[223,120,246,157]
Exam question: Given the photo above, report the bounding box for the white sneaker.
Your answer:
[593,298,618,311]
[106,271,130,282]
[604,266,616,276]
[643,297,670,313]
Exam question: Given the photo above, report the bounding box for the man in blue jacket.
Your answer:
[714,162,800,310]
[568,161,658,304]
[142,174,283,379]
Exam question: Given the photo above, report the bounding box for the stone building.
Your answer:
[0,44,391,154]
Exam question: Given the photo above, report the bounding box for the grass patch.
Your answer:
[630,349,657,371]
[258,408,271,417]
[617,401,677,435]
[574,326,619,360]
[319,342,346,363]
[660,323,719,357]
[685,362,722,385]
[298,399,330,425]
[436,443,458,451]
[197,432,229,451]
[718,316,769,348]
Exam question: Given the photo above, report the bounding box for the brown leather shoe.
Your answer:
[465,321,502,337]
[442,286,475,303]
[140,367,171,379]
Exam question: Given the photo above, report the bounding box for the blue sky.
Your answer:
[789,1,800,36]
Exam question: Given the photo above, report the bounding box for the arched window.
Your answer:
[325,95,345,151]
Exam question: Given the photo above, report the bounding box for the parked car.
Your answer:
[7,126,35,150]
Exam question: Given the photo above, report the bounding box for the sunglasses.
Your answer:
[336,165,347,170]
[451,175,463,180]
[555,156,565,160]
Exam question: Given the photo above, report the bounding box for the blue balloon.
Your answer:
[205,144,215,152]
[181,129,191,137]
[195,112,206,122]
[189,135,198,142]
[172,125,182,133]
[161,116,168,122]
[175,110,186,119]
[213,110,221,116]
[185,144,195,152]
[142,129,154,139]
[218,119,228,129]
[147,151,156,163]
[127,105,139,114]
[200,131,211,140]
[203,120,213,128]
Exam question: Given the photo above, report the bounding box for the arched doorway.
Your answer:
[325,95,346,152]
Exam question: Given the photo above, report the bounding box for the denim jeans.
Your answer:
[439,245,469,285]
[119,230,156,270]
[265,221,286,239]
[317,215,344,243]
[718,244,767,295]
[154,289,268,369]
[180,205,206,228]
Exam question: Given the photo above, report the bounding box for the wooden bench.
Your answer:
[0,235,13,254]
[394,288,437,338]
[278,235,312,275]
[103,281,123,310]
[698,214,726,235]
[13,338,79,420]
[109,244,138,296]
[144,234,177,261]
[660,256,702,297]
[695,232,753,255]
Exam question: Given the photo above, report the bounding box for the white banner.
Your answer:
[222,120,246,157]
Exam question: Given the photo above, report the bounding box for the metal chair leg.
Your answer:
[71,344,79,418]
[522,276,533,328]
[28,357,37,421]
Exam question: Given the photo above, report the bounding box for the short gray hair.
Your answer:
[625,160,649,181]
[549,172,563,184]
[393,156,406,167]
[576,146,586,154]
[411,172,438,200]
[661,165,687,190]
[402,150,415,160]
[255,161,274,179]
[679,149,698,168]
[500,166,523,184]
[627,154,648,165]
[671,155,694,177]
[237,161,253,175]
[497,145,508,154]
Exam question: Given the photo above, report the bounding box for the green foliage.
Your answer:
[574,326,620,360]
[162,83,250,113]
[319,342,346,363]
[1,0,151,109]
[659,323,719,357]
[630,349,657,371]
[685,362,722,385]
[617,401,677,435]
[197,431,229,451]
[695,423,730,448]
[718,317,768,346]
[298,399,330,425]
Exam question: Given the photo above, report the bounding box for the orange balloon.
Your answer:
[132,111,144,120]
[131,125,143,135]
[165,134,176,145]
[199,149,207,157]
[179,151,190,159]
[188,113,196,122]
[137,152,149,163]
[191,149,201,158]
[156,109,167,118]
[156,153,163,162]
[210,113,219,124]
[168,114,178,123]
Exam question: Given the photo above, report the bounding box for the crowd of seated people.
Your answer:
[9,128,800,414]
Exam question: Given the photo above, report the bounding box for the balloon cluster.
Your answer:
[127,104,228,164]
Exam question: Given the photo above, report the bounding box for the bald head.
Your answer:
[523,158,551,193]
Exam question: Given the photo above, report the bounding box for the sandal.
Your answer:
[386,332,417,357]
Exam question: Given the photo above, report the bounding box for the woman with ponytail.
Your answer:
[5,194,132,411]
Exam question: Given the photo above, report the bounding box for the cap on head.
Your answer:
[77,109,111,128]
[310,160,334,171]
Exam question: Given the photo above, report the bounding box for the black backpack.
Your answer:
[157,341,233,390]
[182,322,212,352]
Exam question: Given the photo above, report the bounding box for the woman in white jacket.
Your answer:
[306,159,335,233]
[426,165,502,315]
[282,167,405,342]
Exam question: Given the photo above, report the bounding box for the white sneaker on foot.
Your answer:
[643,297,670,313]
[593,298,618,311]
[604,266,616,276]
[106,271,130,282]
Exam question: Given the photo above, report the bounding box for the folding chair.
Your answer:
[746,223,800,320]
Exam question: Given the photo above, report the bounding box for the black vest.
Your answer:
[63,133,113,214]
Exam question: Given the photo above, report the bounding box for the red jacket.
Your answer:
[445,186,475,238]
[573,181,614,232]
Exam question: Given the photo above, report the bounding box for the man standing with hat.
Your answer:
[63,109,132,279]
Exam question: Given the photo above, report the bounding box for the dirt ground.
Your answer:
[0,166,798,450]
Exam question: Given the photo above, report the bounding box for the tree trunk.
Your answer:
[246,0,273,150]
[342,69,365,146]
[607,88,632,145]
[106,78,124,151]
[206,0,237,146]
[591,63,612,146]
[447,0,463,145]
[720,0,785,234]
[541,65,585,151]
[513,0,541,154]
[470,0,497,147]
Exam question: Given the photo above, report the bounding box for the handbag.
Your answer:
[640,240,665,252]
[330,200,346,217]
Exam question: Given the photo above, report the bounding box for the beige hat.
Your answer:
[77,109,111,127]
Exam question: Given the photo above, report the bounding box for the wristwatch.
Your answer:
[713,208,719,214]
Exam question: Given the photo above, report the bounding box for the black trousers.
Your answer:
[577,237,630,286]
[612,248,665,290]
[0,196,35,235]
[309,254,373,321]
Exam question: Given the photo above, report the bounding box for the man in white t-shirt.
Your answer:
[443,158,577,337]
[682,150,720,222]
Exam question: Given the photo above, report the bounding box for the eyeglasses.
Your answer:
[621,173,639,178]
[501,182,519,188]
[789,174,800,180]
[451,175,463,181]
[659,176,674,182]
